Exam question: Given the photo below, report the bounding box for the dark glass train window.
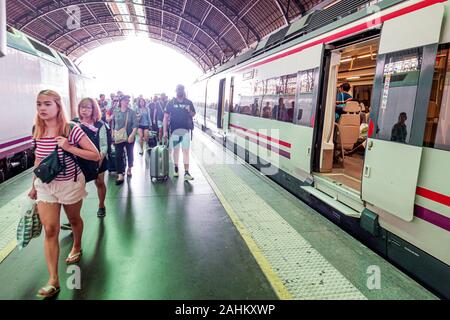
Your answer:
[424,46,450,151]
[296,68,319,127]
[27,37,55,58]
[233,72,297,123]
[375,48,423,144]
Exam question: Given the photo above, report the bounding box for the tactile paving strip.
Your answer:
[0,191,28,261]
[193,141,366,300]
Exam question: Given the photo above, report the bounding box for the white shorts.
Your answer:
[34,174,87,205]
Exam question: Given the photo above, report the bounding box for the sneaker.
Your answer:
[174,166,179,178]
[61,223,72,231]
[97,207,106,218]
[184,172,194,181]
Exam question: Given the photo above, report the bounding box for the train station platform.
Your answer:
[0,130,438,300]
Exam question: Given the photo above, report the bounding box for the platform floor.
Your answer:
[0,131,437,300]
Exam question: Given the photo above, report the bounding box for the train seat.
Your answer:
[343,101,361,113]
[338,114,360,150]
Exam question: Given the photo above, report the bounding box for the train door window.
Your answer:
[375,48,423,144]
[296,68,319,127]
[424,45,450,151]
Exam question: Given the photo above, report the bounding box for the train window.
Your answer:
[233,73,296,123]
[262,73,297,122]
[375,48,423,144]
[27,37,56,58]
[295,68,319,127]
[424,46,450,151]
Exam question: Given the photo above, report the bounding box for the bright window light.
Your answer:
[76,38,203,98]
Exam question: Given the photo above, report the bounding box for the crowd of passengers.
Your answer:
[28,85,196,298]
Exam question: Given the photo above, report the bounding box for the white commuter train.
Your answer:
[0,27,97,182]
[190,0,450,298]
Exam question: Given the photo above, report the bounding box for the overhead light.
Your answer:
[346,76,361,80]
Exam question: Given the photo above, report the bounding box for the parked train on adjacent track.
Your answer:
[190,0,450,298]
[0,27,97,182]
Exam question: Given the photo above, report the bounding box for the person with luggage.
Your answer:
[60,97,110,231]
[136,97,152,155]
[77,98,109,217]
[155,93,168,142]
[163,84,196,181]
[28,90,101,298]
[109,95,138,185]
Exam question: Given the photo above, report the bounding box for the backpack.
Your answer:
[68,120,103,182]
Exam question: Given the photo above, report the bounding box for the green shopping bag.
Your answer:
[17,201,42,249]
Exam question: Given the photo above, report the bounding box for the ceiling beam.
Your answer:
[19,1,236,57]
[274,0,289,26]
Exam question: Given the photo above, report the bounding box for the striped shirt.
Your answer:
[34,124,85,181]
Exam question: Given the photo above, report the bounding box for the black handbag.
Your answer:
[33,146,66,184]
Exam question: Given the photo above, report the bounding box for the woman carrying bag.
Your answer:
[28,90,101,298]
[77,98,109,217]
[109,95,138,185]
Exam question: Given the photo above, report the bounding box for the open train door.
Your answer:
[361,3,444,221]
[217,78,226,129]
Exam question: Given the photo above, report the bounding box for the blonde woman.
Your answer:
[28,90,100,298]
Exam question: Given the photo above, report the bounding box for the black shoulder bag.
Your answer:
[34,145,66,184]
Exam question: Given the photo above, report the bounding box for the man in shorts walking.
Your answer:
[163,85,196,181]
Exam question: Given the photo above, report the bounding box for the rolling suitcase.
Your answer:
[108,147,126,173]
[108,149,117,172]
[150,143,169,182]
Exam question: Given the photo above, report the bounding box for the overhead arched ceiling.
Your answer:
[6,0,324,72]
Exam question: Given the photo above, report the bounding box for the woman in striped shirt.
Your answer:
[28,90,101,298]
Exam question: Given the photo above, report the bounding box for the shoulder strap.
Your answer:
[94,121,104,129]
[125,110,129,128]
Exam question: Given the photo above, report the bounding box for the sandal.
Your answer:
[36,285,60,299]
[66,250,83,265]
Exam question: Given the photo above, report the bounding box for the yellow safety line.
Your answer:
[0,240,16,264]
[194,153,293,300]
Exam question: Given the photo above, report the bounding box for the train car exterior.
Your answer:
[0,28,91,182]
[191,0,450,298]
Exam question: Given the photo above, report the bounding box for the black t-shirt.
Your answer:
[165,98,196,133]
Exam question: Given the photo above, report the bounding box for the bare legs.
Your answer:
[173,147,190,172]
[63,200,84,256]
[38,202,62,289]
[37,199,83,293]
[95,172,106,209]
[138,128,149,154]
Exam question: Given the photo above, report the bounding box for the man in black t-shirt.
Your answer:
[163,84,196,181]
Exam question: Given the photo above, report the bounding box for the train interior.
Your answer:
[317,38,380,193]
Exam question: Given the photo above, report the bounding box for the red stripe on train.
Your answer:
[235,131,291,159]
[230,124,292,148]
[416,186,450,207]
[238,0,446,72]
